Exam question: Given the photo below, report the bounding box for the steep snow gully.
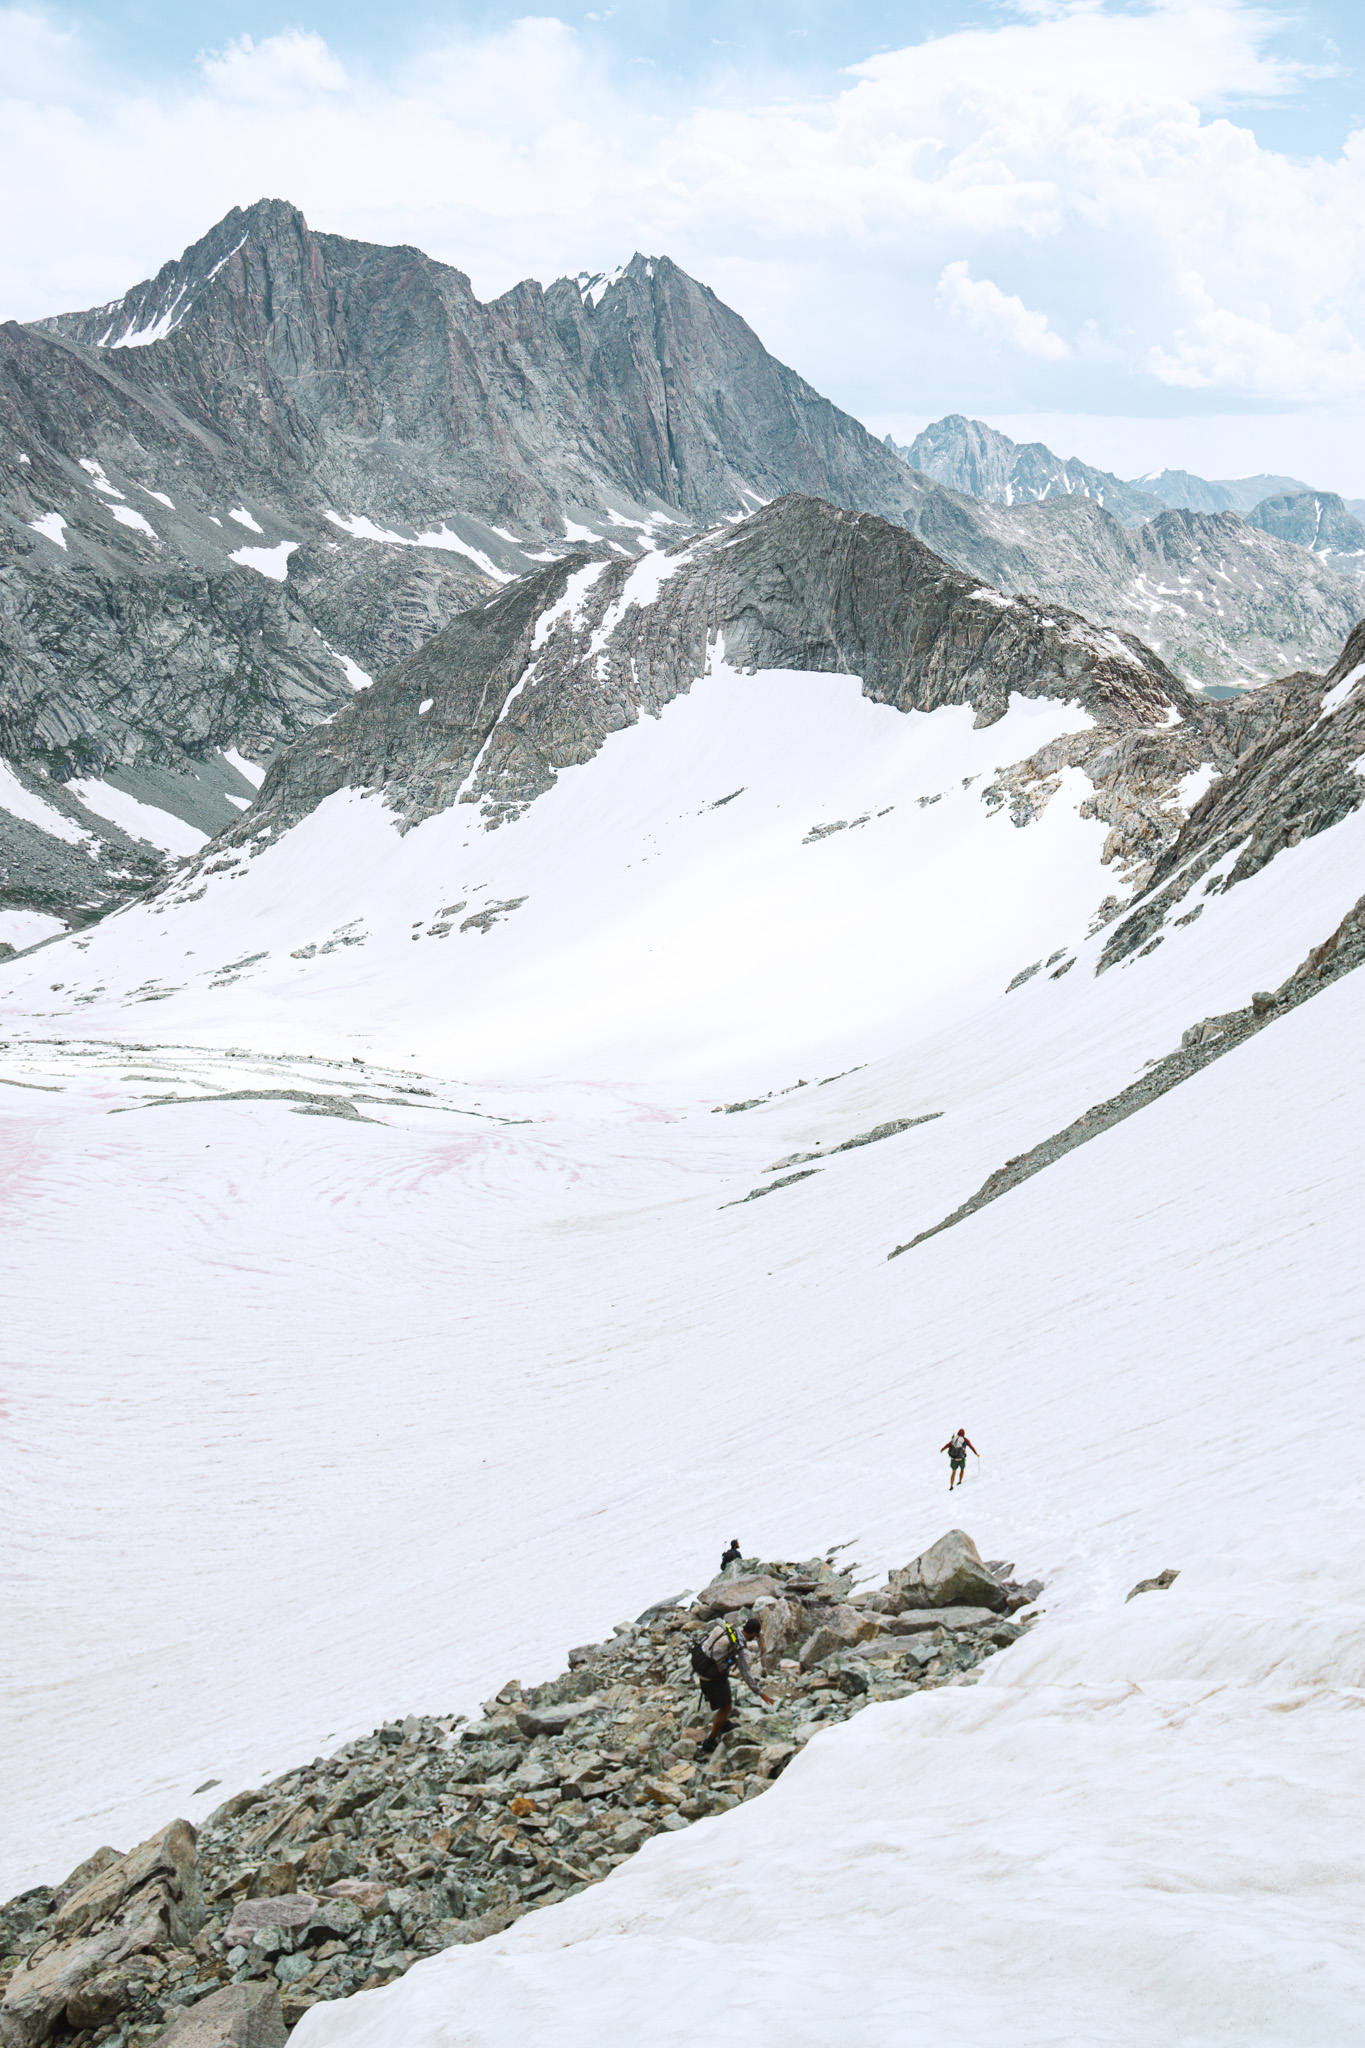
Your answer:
[4,534,1365,2045]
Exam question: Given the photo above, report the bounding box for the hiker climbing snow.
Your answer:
[690,1615,771,1756]
[942,1427,978,1489]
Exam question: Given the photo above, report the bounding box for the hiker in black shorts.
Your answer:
[690,1616,771,1756]
[942,1427,977,1489]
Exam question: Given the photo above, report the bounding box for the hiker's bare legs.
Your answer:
[707,1704,732,1744]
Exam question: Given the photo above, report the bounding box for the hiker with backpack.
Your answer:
[690,1615,772,1757]
[942,1427,977,1489]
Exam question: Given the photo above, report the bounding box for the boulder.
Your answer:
[1,1926,127,2048]
[514,1697,605,1739]
[222,1896,317,1951]
[757,1597,805,1674]
[297,1898,362,1944]
[693,1574,779,1618]
[459,1716,524,1743]
[64,1968,136,2031]
[634,1593,691,1624]
[51,1848,123,1910]
[154,1984,285,2048]
[797,1606,880,1669]
[885,1531,1008,1613]
[3,1823,206,2048]
[205,1792,266,1831]
[53,1820,202,1946]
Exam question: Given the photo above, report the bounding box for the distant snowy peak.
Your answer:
[896,416,1163,528]
[1131,468,1316,517]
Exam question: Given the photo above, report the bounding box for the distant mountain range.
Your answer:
[891,415,1365,540]
[3,202,1364,938]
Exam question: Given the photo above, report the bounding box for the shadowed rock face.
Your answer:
[198,497,1217,914]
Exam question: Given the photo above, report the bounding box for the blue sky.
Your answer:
[61,0,1365,154]
[7,1,1365,487]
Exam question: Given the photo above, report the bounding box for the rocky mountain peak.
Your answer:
[897,415,1163,527]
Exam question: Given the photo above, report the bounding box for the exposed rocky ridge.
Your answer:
[1098,619,1365,968]
[890,421,1362,685]
[178,496,1224,913]
[2,200,958,923]
[1,1533,1042,2047]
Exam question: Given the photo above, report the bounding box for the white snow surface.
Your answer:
[105,285,190,348]
[65,779,208,855]
[330,648,374,691]
[0,908,66,949]
[28,511,67,549]
[3,654,1364,2042]
[109,504,158,540]
[1319,659,1365,720]
[0,758,92,846]
[324,511,512,583]
[229,540,298,581]
[78,458,122,497]
[228,506,264,533]
[223,749,266,790]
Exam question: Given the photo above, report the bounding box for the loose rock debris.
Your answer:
[1,1531,1042,2047]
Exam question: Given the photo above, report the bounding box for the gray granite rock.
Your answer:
[154,1984,285,2048]
[887,1531,1009,1614]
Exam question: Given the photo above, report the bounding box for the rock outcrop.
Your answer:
[0,1536,1041,2042]
[1,1823,203,2048]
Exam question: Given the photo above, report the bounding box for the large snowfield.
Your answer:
[4,655,1364,2043]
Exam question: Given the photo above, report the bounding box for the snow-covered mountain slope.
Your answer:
[9,206,1360,939]
[0,496,1218,1061]
[3,495,1365,2041]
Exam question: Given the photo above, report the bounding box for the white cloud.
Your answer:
[0,0,1362,463]
[936,261,1070,361]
